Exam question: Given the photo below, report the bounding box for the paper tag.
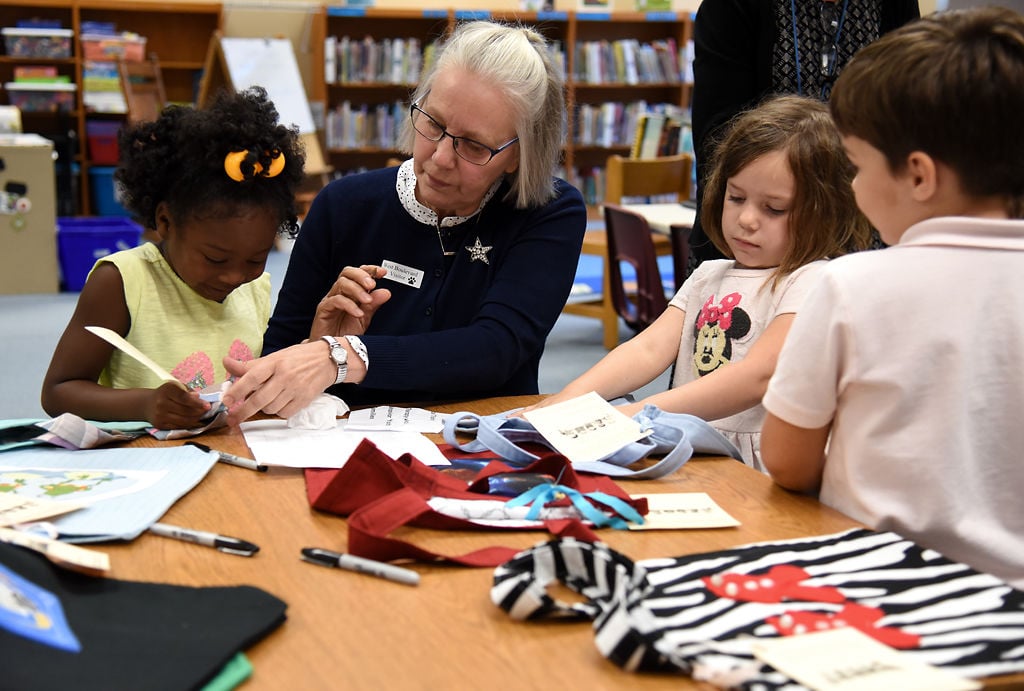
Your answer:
[346,406,447,433]
[627,492,739,530]
[0,527,110,574]
[752,627,981,691]
[523,392,648,465]
[381,260,424,289]
[0,494,85,527]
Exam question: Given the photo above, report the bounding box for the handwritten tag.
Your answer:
[0,527,110,574]
[346,406,447,433]
[0,495,85,527]
[523,392,648,465]
[752,627,981,691]
[627,493,739,530]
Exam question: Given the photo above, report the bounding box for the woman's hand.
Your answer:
[146,382,211,430]
[221,341,337,423]
[309,264,392,340]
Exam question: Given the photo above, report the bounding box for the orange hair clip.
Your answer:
[224,149,286,182]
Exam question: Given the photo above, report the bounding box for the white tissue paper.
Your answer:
[287,393,350,430]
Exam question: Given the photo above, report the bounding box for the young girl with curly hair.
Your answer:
[41,87,305,429]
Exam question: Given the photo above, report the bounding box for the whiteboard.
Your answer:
[219,37,315,134]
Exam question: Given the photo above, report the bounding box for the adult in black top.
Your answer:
[689,0,920,265]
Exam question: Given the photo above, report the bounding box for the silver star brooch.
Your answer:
[465,236,493,264]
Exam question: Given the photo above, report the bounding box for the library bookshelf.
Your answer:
[1,0,222,215]
[3,3,691,214]
[313,7,693,205]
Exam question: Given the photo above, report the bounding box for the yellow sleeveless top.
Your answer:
[95,242,271,391]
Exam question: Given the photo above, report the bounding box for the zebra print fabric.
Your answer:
[492,529,1024,689]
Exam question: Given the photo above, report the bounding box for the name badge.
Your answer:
[381,260,424,289]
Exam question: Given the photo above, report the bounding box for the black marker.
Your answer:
[149,522,259,557]
[186,441,267,472]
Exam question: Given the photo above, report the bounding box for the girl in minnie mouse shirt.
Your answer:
[525,95,870,470]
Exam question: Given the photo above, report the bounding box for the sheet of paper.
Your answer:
[84,326,185,389]
[345,406,447,433]
[628,492,739,530]
[522,391,647,465]
[240,418,450,468]
[0,494,85,527]
[752,628,981,691]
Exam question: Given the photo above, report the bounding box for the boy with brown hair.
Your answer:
[761,7,1024,588]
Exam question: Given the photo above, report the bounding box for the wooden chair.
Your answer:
[669,223,693,292]
[563,153,693,349]
[118,53,167,124]
[604,203,670,333]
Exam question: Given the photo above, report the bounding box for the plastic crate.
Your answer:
[4,82,76,113]
[88,165,131,217]
[57,217,142,291]
[86,120,120,164]
[81,33,146,61]
[2,27,73,58]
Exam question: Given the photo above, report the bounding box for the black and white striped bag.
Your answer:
[492,529,1024,689]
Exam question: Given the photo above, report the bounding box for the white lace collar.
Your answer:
[395,158,502,228]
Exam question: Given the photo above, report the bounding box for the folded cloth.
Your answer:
[492,530,1024,689]
[286,393,350,430]
[305,438,648,567]
[0,542,286,691]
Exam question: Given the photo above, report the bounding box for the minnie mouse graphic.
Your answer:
[693,292,751,377]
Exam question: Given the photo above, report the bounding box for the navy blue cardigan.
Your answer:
[264,167,586,405]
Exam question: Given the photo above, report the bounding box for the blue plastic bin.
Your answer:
[57,217,142,291]
[88,165,129,216]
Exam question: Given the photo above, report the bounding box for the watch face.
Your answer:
[323,336,347,365]
[330,346,347,365]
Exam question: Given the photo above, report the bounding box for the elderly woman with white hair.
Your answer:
[222,20,586,418]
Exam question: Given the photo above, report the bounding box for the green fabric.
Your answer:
[201,653,254,691]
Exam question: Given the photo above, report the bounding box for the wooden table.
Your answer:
[94,396,956,690]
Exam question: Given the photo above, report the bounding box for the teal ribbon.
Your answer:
[505,484,645,530]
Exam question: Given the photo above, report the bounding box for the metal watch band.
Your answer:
[320,335,347,385]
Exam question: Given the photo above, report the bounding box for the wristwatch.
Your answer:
[321,335,347,385]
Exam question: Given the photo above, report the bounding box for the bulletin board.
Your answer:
[198,32,328,174]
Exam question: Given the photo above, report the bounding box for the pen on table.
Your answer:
[186,441,267,473]
[149,522,260,557]
[300,547,420,586]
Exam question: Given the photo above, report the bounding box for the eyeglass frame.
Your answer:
[409,103,519,166]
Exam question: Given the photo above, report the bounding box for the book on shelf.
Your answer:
[631,112,666,159]
[630,110,694,159]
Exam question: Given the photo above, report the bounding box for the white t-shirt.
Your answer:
[669,259,826,469]
[763,216,1024,588]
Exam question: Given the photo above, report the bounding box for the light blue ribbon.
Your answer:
[505,483,645,530]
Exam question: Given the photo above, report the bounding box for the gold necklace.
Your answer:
[435,223,455,257]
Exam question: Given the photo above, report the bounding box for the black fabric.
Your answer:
[0,542,287,691]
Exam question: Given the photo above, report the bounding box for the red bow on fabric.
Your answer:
[696,292,742,330]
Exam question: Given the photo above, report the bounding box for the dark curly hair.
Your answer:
[115,87,306,237]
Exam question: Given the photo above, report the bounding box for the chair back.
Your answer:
[119,54,167,124]
[668,223,693,291]
[605,153,692,204]
[603,203,669,333]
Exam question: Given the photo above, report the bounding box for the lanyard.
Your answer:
[791,0,851,99]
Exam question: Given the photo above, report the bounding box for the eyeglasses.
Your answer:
[410,104,519,166]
